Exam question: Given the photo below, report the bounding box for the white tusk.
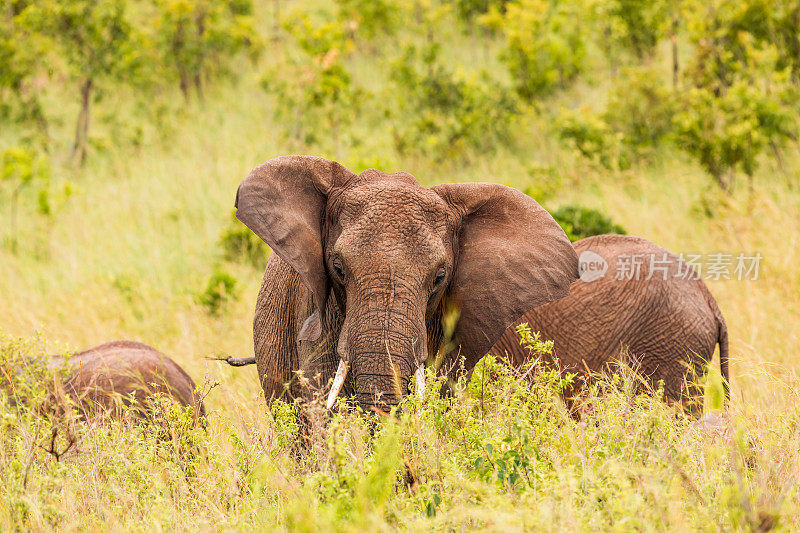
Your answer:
[326,360,348,409]
[415,366,426,400]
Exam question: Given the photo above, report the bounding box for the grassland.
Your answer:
[2,0,800,530]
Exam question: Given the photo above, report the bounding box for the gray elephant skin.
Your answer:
[234,155,579,411]
[491,234,729,408]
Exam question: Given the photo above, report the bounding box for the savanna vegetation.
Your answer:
[1,0,799,529]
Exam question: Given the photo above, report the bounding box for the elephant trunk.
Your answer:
[333,303,427,410]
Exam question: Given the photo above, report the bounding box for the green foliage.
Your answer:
[152,0,261,101]
[219,209,270,268]
[556,108,632,170]
[18,0,144,162]
[471,423,544,492]
[1,146,50,251]
[0,333,60,412]
[515,323,554,356]
[558,67,677,169]
[671,0,800,190]
[452,0,508,23]
[488,0,586,99]
[603,67,678,153]
[334,0,398,40]
[390,42,519,161]
[0,1,45,125]
[676,14,799,190]
[198,268,238,315]
[550,204,626,241]
[604,0,668,59]
[265,11,363,152]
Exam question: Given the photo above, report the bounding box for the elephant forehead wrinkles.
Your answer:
[333,184,451,274]
[337,182,451,233]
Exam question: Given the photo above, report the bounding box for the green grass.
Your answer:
[2,336,798,530]
[2,0,800,529]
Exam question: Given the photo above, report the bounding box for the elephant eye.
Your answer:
[331,257,345,278]
[434,267,447,286]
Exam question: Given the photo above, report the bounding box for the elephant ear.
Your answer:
[433,183,579,368]
[235,155,356,329]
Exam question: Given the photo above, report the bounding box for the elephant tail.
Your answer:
[207,355,257,367]
[225,356,257,367]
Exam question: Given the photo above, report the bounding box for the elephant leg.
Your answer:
[253,255,304,404]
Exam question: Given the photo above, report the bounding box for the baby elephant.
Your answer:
[56,340,205,418]
[491,234,729,410]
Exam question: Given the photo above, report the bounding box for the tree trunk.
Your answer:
[72,78,92,165]
[671,17,679,87]
[173,21,190,102]
[194,10,207,102]
[194,72,204,101]
[179,69,190,102]
[272,0,280,40]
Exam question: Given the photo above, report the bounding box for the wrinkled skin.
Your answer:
[235,155,579,411]
[56,340,205,418]
[491,235,729,410]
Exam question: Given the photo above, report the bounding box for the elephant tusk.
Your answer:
[415,365,426,400]
[326,359,348,409]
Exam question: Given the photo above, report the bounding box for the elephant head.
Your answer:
[235,155,578,409]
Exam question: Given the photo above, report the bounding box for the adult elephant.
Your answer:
[491,234,729,409]
[234,155,579,411]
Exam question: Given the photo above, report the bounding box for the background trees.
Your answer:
[153,0,262,101]
[2,0,797,188]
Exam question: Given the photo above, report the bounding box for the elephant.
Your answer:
[490,234,729,410]
[54,340,206,418]
[233,155,579,412]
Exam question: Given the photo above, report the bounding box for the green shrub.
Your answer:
[390,42,519,161]
[603,66,677,154]
[677,2,799,190]
[453,0,507,23]
[557,68,677,170]
[1,146,51,251]
[219,210,270,268]
[265,11,364,152]
[335,0,398,40]
[152,0,262,101]
[487,0,586,99]
[549,204,626,242]
[198,269,239,315]
[556,109,630,171]
[604,0,668,59]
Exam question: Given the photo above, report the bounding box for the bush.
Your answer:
[487,0,586,99]
[556,109,630,171]
[676,2,799,190]
[390,42,519,161]
[219,210,270,268]
[1,145,51,251]
[334,0,398,40]
[549,204,626,242]
[557,67,677,170]
[265,11,364,152]
[198,269,239,315]
[603,67,677,155]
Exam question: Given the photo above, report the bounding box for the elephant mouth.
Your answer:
[326,360,426,409]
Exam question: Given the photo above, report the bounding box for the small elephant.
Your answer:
[491,234,729,409]
[234,155,579,411]
[56,340,205,417]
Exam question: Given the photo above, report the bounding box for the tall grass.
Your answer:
[2,334,798,530]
